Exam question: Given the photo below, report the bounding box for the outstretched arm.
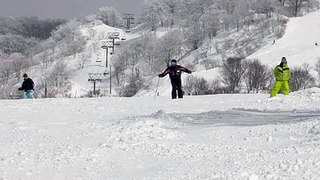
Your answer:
[158,67,171,77]
[178,65,192,74]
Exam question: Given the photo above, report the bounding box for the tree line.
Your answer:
[0,16,65,55]
[141,0,319,49]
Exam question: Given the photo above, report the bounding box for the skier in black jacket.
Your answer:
[18,73,35,98]
[158,59,192,99]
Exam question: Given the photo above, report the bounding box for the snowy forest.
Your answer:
[0,0,320,98]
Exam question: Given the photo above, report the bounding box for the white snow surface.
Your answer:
[1,89,320,179]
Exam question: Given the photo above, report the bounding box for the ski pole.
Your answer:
[154,77,160,100]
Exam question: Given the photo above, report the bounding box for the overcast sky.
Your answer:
[0,0,144,19]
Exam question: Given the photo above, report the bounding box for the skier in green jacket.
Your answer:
[270,57,291,97]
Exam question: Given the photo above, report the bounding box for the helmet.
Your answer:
[281,57,287,64]
[170,59,177,66]
[23,73,28,78]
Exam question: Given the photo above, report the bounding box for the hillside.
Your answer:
[140,9,320,97]
[67,22,128,97]
[27,21,134,98]
[248,10,320,67]
[15,9,320,98]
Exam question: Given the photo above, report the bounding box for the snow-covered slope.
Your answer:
[66,22,129,97]
[141,10,320,98]
[248,10,320,67]
[1,89,320,179]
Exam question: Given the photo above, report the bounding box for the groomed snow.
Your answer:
[1,89,320,179]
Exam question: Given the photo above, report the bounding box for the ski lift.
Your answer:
[103,70,109,76]
[96,54,101,62]
[113,32,120,37]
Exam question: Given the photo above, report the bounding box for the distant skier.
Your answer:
[270,57,291,97]
[18,73,35,99]
[158,59,192,99]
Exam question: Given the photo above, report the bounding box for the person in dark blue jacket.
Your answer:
[158,59,191,99]
[18,73,35,98]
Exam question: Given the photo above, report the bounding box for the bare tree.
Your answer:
[51,19,80,42]
[290,63,315,91]
[141,34,157,70]
[48,61,71,90]
[233,0,252,31]
[210,79,226,94]
[112,52,127,86]
[243,59,271,93]
[184,20,205,50]
[119,71,144,97]
[96,6,123,27]
[184,76,212,95]
[40,38,57,55]
[221,57,245,93]
[314,58,320,86]
[0,34,38,55]
[287,0,308,17]
[127,43,143,76]
[0,58,11,84]
[76,53,90,69]
[161,0,181,28]
[252,0,274,18]
[62,31,86,58]
[141,0,162,31]
[156,30,184,60]
[10,53,29,81]
[51,19,86,58]
[200,5,220,39]
[39,50,55,70]
[279,0,287,6]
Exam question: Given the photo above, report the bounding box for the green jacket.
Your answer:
[274,64,290,81]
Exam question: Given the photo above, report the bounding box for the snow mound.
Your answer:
[236,88,320,112]
[104,118,184,146]
[309,123,320,136]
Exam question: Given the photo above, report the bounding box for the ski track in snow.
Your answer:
[1,92,320,179]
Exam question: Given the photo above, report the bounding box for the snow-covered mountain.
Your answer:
[248,10,320,67]
[145,9,320,97]
[35,8,319,98]
[50,21,135,97]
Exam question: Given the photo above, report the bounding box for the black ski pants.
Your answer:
[170,77,183,99]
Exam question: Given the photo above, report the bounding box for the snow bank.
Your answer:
[236,87,320,112]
